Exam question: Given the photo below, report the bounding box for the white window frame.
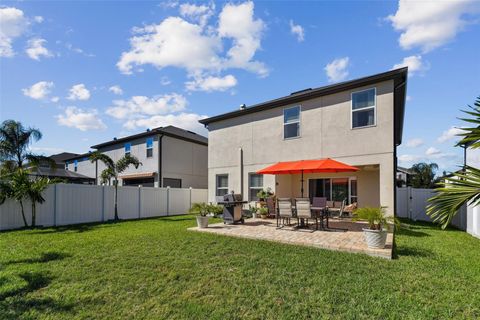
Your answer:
[216,174,229,196]
[146,138,153,158]
[283,105,301,140]
[351,87,376,129]
[248,173,264,201]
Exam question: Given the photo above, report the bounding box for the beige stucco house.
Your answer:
[199,68,408,216]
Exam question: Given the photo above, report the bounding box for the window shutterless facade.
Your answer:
[125,143,131,156]
[351,88,376,129]
[216,174,229,196]
[163,178,181,188]
[74,160,78,172]
[146,137,153,158]
[283,105,301,139]
[308,177,357,204]
[249,173,263,201]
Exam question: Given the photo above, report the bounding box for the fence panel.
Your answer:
[0,184,207,231]
[168,188,191,215]
[141,187,168,218]
[56,184,104,225]
[396,187,409,218]
[191,188,208,205]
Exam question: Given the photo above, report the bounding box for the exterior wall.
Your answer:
[66,133,208,189]
[162,136,208,188]
[207,80,396,215]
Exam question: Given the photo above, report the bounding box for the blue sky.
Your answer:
[1,1,479,173]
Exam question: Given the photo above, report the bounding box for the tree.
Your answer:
[0,169,31,227]
[0,120,54,171]
[409,162,439,188]
[26,177,57,227]
[427,96,480,228]
[89,152,142,221]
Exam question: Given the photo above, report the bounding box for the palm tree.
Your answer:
[410,162,439,188]
[427,96,480,228]
[26,177,57,227]
[0,169,30,227]
[89,152,142,221]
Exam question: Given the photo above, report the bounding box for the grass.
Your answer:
[0,216,479,319]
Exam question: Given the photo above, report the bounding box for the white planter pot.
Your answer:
[196,216,209,228]
[362,228,387,249]
[252,213,257,219]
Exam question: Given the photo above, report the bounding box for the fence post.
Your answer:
[101,185,105,222]
[138,186,142,219]
[407,187,412,220]
[53,184,57,226]
[166,187,170,216]
[189,187,192,209]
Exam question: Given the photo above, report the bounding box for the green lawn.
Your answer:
[0,216,479,319]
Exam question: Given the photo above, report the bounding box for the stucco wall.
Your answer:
[206,80,396,215]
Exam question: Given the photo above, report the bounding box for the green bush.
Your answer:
[352,207,395,230]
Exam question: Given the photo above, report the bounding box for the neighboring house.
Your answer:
[65,126,208,188]
[28,152,95,184]
[199,68,407,216]
[396,166,416,187]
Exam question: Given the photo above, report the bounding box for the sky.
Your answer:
[1,0,479,174]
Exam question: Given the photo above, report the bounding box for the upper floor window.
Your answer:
[65,161,69,170]
[125,143,131,156]
[216,174,229,197]
[146,137,153,158]
[352,88,376,129]
[284,106,301,139]
[74,160,78,172]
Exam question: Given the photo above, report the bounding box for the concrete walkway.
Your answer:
[189,218,393,259]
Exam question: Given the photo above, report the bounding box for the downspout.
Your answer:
[239,147,243,197]
[158,134,164,187]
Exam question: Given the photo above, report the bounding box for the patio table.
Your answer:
[311,206,329,229]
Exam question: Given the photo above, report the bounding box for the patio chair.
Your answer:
[312,197,327,228]
[266,197,276,218]
[277,198,293,228]
[326,200,334,208]
[295,198,318,231]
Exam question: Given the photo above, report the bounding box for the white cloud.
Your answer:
[161,76,171,86]
[56,107,106,131]
[108,85,123,95]
[105,93,187,120]
[51,96,59,103]
[324,57,349,83]
[0,7,28,57]
[34,16,44,23]
[185,74,237,92]
[123,112,208,135]
[179,2,215,27]
[438,126,465,143]
[467,148,480,167]
[387,0,478,52]
[25,38,53,60]
[406,138,424,148]
[398,154,422,163]
[65,43,95,57]
[67,84,91,101]
[289,20,305,42]
[392,55,429,76]
[426,147,441,156]
[117,1,267,86]
[406,95,412,102]
[22,81,54,100]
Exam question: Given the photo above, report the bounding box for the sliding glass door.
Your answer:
[308,177,357,204]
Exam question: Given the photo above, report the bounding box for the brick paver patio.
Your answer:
[189,218,393,259]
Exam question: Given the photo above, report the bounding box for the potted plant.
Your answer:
[189,202,210,228]
[256,187,273,204]
[249,205,258,219]
[258,207,268,219]
[208,203,223,218]
[352,207,395,249]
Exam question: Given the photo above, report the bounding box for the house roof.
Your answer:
[28,167,94,180]
[199,67,408,146]
[397,166,416,175]
[90,125,208,149]
[49,152,80,164]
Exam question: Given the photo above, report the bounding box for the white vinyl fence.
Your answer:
[396,187,480,238]
[0,184,208,231]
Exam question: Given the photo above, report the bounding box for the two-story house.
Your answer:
[199,68,407,216]
[65,126,208,188]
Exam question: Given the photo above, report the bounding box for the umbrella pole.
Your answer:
[301,170,304,197]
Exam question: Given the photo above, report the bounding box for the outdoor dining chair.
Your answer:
[295,198,318,231]
[277,198,293,228]
[266,197,276,218]
[312,197,328,229]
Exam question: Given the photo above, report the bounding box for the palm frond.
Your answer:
[116,155,142,173]
[89,151,115,170]
[100,168,115,184]
[427,165,480,228]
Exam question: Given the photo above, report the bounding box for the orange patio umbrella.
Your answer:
[256,158,359,197]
